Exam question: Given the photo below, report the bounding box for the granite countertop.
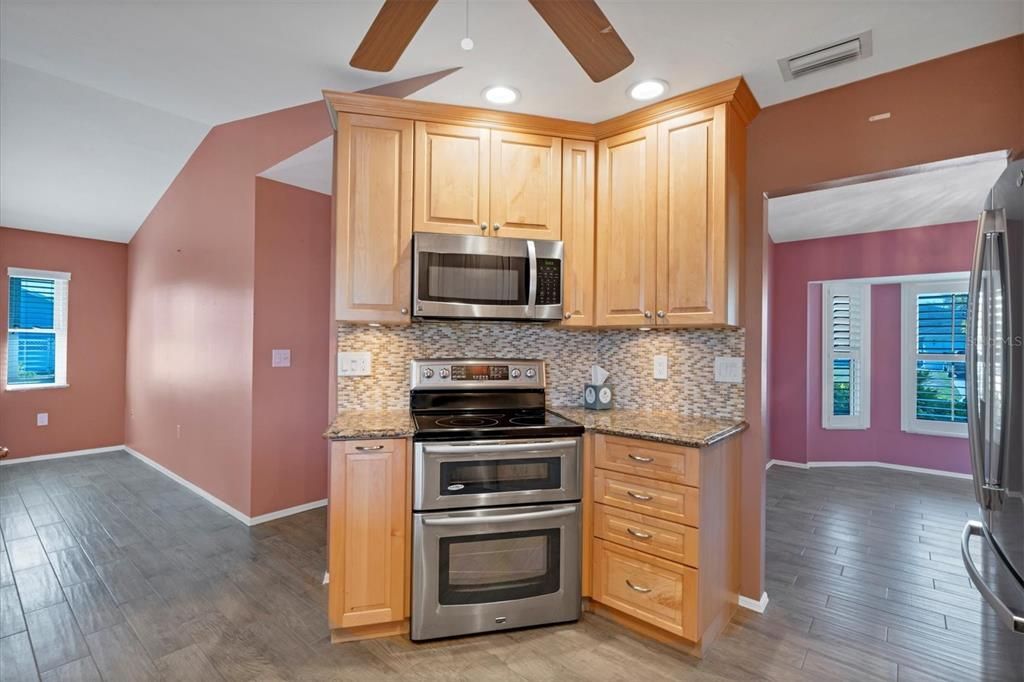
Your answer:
[548,407,747,448]
[324,409,414,441]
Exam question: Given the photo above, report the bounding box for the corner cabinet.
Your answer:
[334,114,413,324]
[328,438,410,641]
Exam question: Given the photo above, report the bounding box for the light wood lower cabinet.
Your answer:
[328,438,409,635]
[588,433,740,656]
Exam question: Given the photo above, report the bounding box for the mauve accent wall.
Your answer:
[769,220,976,473]
[126,100,331,516]
[251,178,331,517]
[744,34,1023,599]
[0,227,127,458]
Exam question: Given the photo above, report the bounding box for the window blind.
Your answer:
[914,292,967,425]
[6,269,70,387]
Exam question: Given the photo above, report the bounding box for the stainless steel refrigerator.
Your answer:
[962,158,1024,635]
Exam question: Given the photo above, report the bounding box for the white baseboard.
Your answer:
[766,458,971,480]
[123,446,326,526]
[0,445,125,466]
[738,592,770,613]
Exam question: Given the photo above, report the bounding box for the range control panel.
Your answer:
[411,359,544,390]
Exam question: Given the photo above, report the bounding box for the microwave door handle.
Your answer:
[527,239,537,315]
[422,506,576,526]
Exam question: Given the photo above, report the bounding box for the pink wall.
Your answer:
[126,100,331,516]
[251,178,331,517]
[770,221,976,473]
[0,227,127,458]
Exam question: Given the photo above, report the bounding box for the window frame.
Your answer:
[821,281,872,430]
[5,267,71,391]
[900,279,970,439]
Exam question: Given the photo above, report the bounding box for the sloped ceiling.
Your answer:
[1,1,1021,242]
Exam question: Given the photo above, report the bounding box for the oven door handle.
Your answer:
[421,440,571,455]
[421,507,577,526]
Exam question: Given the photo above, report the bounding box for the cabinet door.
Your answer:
[656,106,726,325]
[328,439,408,629]
[334,113,413,323]
[560,140,596,326]
[490,131,562,240]
[595,125,658,327]
[414,122,490,236]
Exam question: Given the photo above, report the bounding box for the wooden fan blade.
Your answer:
[350,0,439,72]
[528,0,634,82]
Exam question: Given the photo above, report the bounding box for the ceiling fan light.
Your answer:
[483,86,519,105]
[628,79,668,101]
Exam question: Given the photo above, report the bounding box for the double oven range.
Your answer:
[410,359,584,641]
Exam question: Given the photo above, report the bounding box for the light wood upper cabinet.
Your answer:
[328,439,408,631]
[561,140,596,326]
[656,106,727,326]
[334,113,413,324]
[489,131,562,240]
[595,125,658,327]
[414,122,490,236]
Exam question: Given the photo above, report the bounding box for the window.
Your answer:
[822,282,871,429]
[901,280,969,437]
[6,268,70,390]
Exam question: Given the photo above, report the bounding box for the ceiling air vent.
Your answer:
[778,30,873,81]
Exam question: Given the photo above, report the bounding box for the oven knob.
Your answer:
[510,368,522,379]
[422,368,434,379]
[525,368,536,379]
[439,368,450,378]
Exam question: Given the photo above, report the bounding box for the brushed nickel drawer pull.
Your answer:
[627,453,654,463]
[354,445,384,451]
[626,527,652,540]
[627,490,652,501]
[626,579,651,593]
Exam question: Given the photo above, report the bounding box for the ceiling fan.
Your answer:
[350,0,634,83]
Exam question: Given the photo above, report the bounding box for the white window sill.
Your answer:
[902,425,968,439]
[4,383,69,392]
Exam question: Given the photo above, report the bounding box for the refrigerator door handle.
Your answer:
[967,217,988,508]
[962,521,1024,634]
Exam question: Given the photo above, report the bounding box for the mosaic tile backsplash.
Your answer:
[337,322,745,419]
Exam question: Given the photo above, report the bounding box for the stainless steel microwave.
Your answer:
[412,233,563,321]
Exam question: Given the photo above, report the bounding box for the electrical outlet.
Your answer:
[714,357,744,383]
[338,351,372,376]
[36,412,48,427]
[271,349,291,368]
[653,355,668,380]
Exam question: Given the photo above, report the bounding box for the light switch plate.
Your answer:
[653,355,668,380]
[338,351,372,376]
[714,357,744,383]
[271,349,291,368]
[37,412,48,426]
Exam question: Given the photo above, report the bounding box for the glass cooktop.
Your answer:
[412,409,584,441]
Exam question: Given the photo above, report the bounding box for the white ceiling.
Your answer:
[1,1,1021,242]
[767,153,1008,243]
[259,138,333,196]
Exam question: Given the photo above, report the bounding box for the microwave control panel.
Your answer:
[535,258,562,306]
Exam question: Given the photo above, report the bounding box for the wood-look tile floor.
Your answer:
[1,452,1022,680]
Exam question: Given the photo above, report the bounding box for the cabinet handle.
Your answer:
[656,310,666,318]
[627,453,654,463]
[563,312,572,320]
[493,223,502,232]
[643,310,652,318]
[626,527,652,540]
[400,307,409,315]
[625,579,652,593]
[354,445,384,451]
[480,223,488,231]
[627,490,652,501]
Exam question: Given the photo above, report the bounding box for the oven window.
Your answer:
[439,529,560,605]
[440,457,561,496]
[418,252,530,306]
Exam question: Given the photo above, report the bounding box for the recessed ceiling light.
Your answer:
[483,86,519,105]
[628,79,668,101]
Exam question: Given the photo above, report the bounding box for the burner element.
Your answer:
[434,415,501,428]
[508,416,546,426]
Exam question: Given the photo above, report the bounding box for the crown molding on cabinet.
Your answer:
[323,76,760,140]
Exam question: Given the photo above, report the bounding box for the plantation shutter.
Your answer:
[823,282,871,429]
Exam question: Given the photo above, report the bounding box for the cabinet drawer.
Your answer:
[592,539,697,639]
[594,469,699,526]
[594,503,699,567]
[342,439,396,455]
[595,434,699,486]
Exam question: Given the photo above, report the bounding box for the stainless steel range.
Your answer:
[409,359,584,641]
